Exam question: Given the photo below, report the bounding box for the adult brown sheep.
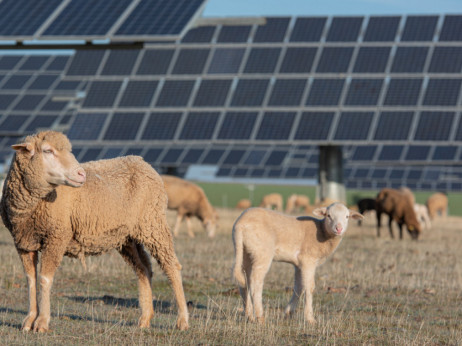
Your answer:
[161,175,218,238]
[426,192,448,219]
[375,188,421,240]
[0,131,189,332]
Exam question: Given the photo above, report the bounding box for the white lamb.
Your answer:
[232,202,363,324]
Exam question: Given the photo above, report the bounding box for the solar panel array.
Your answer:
[2,14,462,190]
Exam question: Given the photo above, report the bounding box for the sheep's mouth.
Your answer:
[65,177,85,187]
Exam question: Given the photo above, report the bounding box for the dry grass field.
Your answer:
[0,207,461,345]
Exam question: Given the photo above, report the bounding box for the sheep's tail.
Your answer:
[232,223,246,288]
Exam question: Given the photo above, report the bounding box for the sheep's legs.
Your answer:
[284,266,302,317]
[18,250,38,331]
[388,217,395,239]
[376,211,382,237]
[172,214,183,237]
[119,241,154,328]
[185,216,195,238]
[238,251,254,321]
[398,223,404,240]
[249,257,272,324]
[301,265,317,324]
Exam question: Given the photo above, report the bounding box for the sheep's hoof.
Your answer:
[256,316,265,325]
[21,315,36,332]
[138,315,152,328]
[307,318,317,325]
[176,316,189,331]
[32,317,49,333]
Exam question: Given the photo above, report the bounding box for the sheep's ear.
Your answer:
[349,210,364,220]
[312,207,327,217]
[12,143,35,157]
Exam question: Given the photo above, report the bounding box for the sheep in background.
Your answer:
[426,192,448,219]
[259,193,283,211]
[1,131,189,332]
[236,199,252,210]
[162,175,218,238]
[356,198,376,226]
[232,203,363,324]
[414,203,432,230]
[399,186,416,205]
[285,194,310,214]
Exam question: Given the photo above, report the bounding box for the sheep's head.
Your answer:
[12,131,86,193]
[313,202,364,237]
[406,222,421,240]
[203,209,219,238]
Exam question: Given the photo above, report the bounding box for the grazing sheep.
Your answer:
[399,186,416,205]
[232,203,363,324]
[258,193,283,211]
[161,175,218,238]
[0,131,189,332]
[356,198,376,226]
[285,194,310,214]
[426,192,448,219]
[414,203,432,230]
[375,188,421,240]
[236,199,252,210]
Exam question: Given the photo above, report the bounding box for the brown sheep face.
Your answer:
[313,202,364,236]
[407,223,421,240]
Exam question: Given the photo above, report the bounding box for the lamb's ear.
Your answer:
[349,210,364,220]
[312,207,327,217]
[12,143,35,157]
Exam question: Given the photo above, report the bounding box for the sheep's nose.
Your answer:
[76,167,86,182]
[336,225,343,233]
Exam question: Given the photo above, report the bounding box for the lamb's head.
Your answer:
[313,202,363,236]
[203,209,219,238]
[12,131,86,192]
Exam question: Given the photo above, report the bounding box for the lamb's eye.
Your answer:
[43,149,53,154]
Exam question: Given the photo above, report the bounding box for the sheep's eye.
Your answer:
[346,215,349,219]
[327,214,331,219]
[43,149,53,154]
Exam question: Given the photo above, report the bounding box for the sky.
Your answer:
[203,0,462,17]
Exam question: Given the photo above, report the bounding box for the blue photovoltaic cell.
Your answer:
[243,48,281,73]
[82,81,122,108]
[218,112,258,140]
[181,148,204,164]
[253,17,290,43]
[250,168,266,177]
[268,169,283,177]
[115,0,205,36]
[104,112,144,140]
[28,75,58,90]
[19,56,49,70]
[371,168,387,179]
[407,170,423,180]
[344,79,383,106]
[374,112,414,140]
[141,112,182,140]
[46,56,70,71]
[352,146,377,160]
[383,79,422,106]
[306,79,345,106]
[334,112,373,140]
[217,25,251,43]
[354,168,369,178]
[414,112,454,141]
[172,49,209,74]
[326,17,363,42]
[316,47,354,73]
[428,47,462,73]
[202,149,225,164]
[0,56,22,70]
[156,80,195,107]
[233,168,249,177]
[244,150,266,165]
[401,16,438,41]
[256,112,296,140]
[230,79,269,107]
[193,79,232,107]
[268,79,307,106]
[216,167,231,177]
[119,81,158,108]
[264,151,287,166]
[162,148,183,163]
[378,145,404,160]
[290,17,327,42]
[41,99,67,111]
[391,47,428,73]
[2,75,31,89]
[0,94,17,110]
[208,48,245,74]
[0,0,61,36]
[101,50,140,75]
[43,0,132,36]
[433,146,458,161]
[389,169,405,179]
[14,95,44,110]
[55,80,81,90]
[0,115,29,131]
[363,16,400,42]
[181,26,216,43]
[81,148,102,162]
[285,167,301,178]
[439,15,462,41]
[67,113,108,140]
[405,146,431,160]
[66,50,105,76]
[279,47,317,73]
[25,115,57,132]
[125,148,144,156]
[136,49,174,75]
[102,148,123,159]
[179,112,219,140]
[353,47,391,73]
[423,79,462,106]
[294,112,334,140]
[223,150,246,165]
[143,148,164,163]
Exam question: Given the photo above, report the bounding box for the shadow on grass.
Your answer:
[0,307,24,329]
[66,295,173,313]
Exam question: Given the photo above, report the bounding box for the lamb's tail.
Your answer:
[232,223,246,288]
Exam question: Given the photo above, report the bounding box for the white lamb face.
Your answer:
[313,203,364,236]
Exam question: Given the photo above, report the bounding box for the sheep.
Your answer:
[258,193,283,211]
[161,174,218,238]
[426,192,448,219]
[232,202,363,324]
[414,203,432,230]
[285,194,310,214]
[236,199,252,210]
[375,188,421,240]
[356,198,376,226]
[0,131,189,332]
[399,186,415,205]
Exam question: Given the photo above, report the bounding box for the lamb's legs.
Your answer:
[284,266,303,317]
[301,264,317,324]
[388,216,395,239]
[249,257,272,324]
[18,250,38,331]
[237,251,254,321]
[185,216,195,238]
[119,241,154,328]
[172,214,183,237]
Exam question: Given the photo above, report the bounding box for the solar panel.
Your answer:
[316,47,354,73]
[217,25,251,43]
[207,48,245,74]
[230,79,269,107]
[306,79,345,106]
[41,98,67,111]
[28,75,58,90]
[405,145,430,160]
[268,79,307,106]
[423,79,462,106]
[179,112,219,140]
[290,17,327,42]
[0,115,29,131]
[25,115,57,132]
[383,78,422,106]
[264,150,287,165]
[256,112,296,140]
[353,47,391,73]
[82,81,122,108]
[250,168,266,177]
[13,94,44,110]
[125,148,144,156]
[363,16,400,42]
[46,56,70,71]
[389,169,405,179]
[0,56,22,70]
[243,48,281,73]
[294,112,334,140]
[136,49,174,75]
[428,47,462,73]
[401,16,438,41]
[181,148,204,164]
[439,15,462,41]
[118,81,158,108]
[102,148,124,159]
[334,112,373,140]
[172,49,209,74]
[344,79,383,106]
[326,17,363,42]
[279,47,317,73]
[193,79,232,107]
[66,50,105,76]
[217,112,258,140]
[67,113,108,140]
[253,17,290,43]
[351,146,377,160]
[103,112,144,140]
[54,80,81,91]
[0,94,18,110]
[371,168,387,179]
[101,50,140,75]
[216,167,231,177]
[374,112,414,140]
[414,112,454,141]
[223,150,246,165]
[391,47,428,73]
[141,112,182,140]
[19,56,49,70]
[2,75,31,89]
[81,148,102,162]
[156,80,195,107]
[378,145,404,160]
[181,26,216,43]
[143,148,164,163]
[161,148,183,164]
[202,149,225,164]
[244,150,266,165]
